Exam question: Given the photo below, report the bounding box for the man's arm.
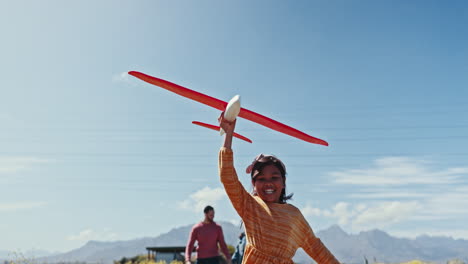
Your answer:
[185,226,197,263]
[217,226,232,264]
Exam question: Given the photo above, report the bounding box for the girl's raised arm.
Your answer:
[218,112,236,149]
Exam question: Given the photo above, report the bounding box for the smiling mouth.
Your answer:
[264,189,275,195]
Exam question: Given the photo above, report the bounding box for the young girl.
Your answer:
[218,115,340,264]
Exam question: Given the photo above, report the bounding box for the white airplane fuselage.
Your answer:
[220,95,241,135]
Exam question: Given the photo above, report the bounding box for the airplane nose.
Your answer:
[220,95,241,136]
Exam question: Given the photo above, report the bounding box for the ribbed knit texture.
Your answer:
[219,147,340,264]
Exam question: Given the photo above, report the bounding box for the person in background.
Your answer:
[218,114,340,264]
[185,205,232,264]
[231,232,246,264]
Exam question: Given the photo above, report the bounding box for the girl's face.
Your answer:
[252,164,285,203]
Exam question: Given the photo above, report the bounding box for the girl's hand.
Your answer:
[218,112,236,135]
[218,112,236,149]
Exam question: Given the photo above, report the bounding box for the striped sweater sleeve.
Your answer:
[303,237,340,264]
[299,215,340,264]
[218,147,253,218]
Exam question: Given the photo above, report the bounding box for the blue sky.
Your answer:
[1,0,468,253]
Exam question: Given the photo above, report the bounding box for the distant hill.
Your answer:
[22,224,468,264]
[38,222,242,264]
[299,225,468,264]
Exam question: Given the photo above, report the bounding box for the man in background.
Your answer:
[185,205,231,264]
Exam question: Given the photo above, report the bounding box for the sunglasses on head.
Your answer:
[251,154,286,175]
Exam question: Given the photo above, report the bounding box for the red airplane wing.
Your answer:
[238,108,328,146]
[128,71,328,146]
[128,71,226,111]
[192,121,253,143]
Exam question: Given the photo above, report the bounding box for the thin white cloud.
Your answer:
[302,200,422,232]
[324,203,357,226]
[0,201,46,211]
[301,205,323,217]
[391,228,468,240]
[349,190,428,199]
[178,187,227,213]
[352,201,422,230]
[326,157,468,224]
[0,157,53,174]
[424,186,468,216]
[228,218,242,226]
[112,72,131,83]
[303,202,361,227]
[329,157,466,186]
[67,228,118,242]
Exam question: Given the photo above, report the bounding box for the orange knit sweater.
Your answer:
[219,148,340,264]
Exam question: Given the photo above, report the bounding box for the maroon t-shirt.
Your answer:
[185,221,230,261]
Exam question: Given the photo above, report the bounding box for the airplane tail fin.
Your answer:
[192,121,252,143]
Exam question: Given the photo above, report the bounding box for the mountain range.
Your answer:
[3,224,468,264]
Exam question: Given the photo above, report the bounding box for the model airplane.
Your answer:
[128,71,328,146]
